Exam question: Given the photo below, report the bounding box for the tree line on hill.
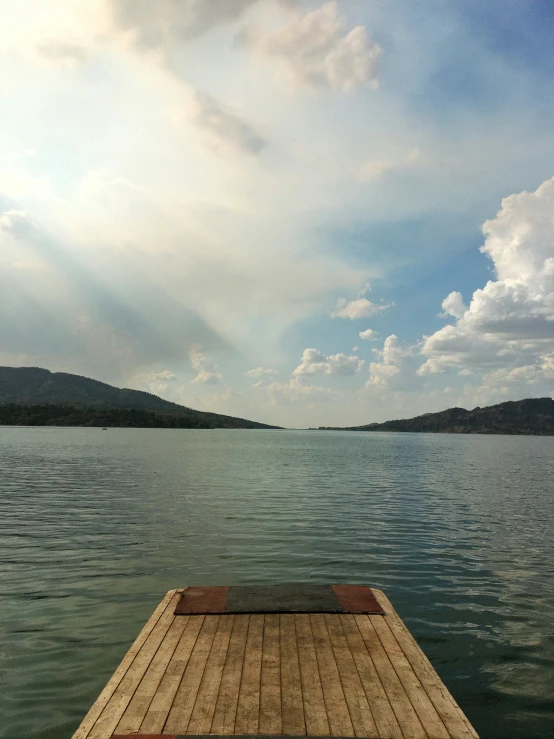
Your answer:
[319,398,554,435]
[0,366,279,429]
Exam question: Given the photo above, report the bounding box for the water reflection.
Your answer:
[0,427,553,738]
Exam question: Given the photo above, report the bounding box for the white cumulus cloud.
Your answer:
[131,369,178,394]
[110,0,262,49]
[293,348,364,376]
[267,377,339,405]
[359,328,379,340]
[245,1,382,92]
[189,343,223,384]
[245,367,278,378]
[419,177,554,380]
[332,297,391,320]
[439,291,468,320]
[368,335,415,388]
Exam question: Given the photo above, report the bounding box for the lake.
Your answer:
[0,427,553,739]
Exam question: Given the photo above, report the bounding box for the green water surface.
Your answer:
[1,428,553,739]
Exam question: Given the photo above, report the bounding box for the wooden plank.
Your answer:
[371,615,450,739]
[295,614,330,736]
[310,614,354,737]
[210,615,250,734]
[339,614,403,739]
[71,589,178,739]
[324,614,378,738]
[139,617,205,735]
[75,585,479,739]
[234,614,264,734]
[279,614,306,736]
[355,615,427,739]
[115,616,190,735]
[259,614,281,735]
[87,592,181,739]
[164,616,220,733]
[373,590,478,739]
[186,615,235,734]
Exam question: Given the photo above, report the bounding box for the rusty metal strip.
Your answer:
[174,584,385,615]
[174,586,229,615]
[331,584,385,614]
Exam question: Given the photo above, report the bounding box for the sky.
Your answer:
[1,0,553,428]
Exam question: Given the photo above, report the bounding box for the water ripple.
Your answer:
[0,427,553,738]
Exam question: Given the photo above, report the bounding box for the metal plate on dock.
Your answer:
[174,584,385,615]
[73,588,480,739]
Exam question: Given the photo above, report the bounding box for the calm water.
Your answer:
[0,428,553,739]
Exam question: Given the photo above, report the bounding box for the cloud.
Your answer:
[190,90,266,155]
[109,0,262,50]
[368,334,415,388]
[420,177,554,377]
[0,209,40,240]
[3,148,36,163]
[357,147,424,183]
[189,343,223,384]
[439,291,468,319]
[131,369,178,394]
[36,41,89,64]
[152,370,177,382]
[245,1,382,92]
[359,328,379,340]
[293,348,364,377]
[331,297,391,320]
[266,377,339,406]
[245,367,278,378]
[357,160,395,182]
[463,355,554,408]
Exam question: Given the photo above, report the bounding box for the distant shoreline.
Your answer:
[316,397,554,436]
[0,403,281,430]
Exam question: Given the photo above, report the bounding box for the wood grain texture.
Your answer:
[115,615,189,735]
[140,616,205,735]
[295,614,331,737]
[163,615,220,734]
[324,614,378,738]
[72,588,480,739]
[87,591,181,739]
[72,589,179,739]
[310,614,354,737]
[234,614,264,735]
[355,615,427,739]
[187,615,235,734]
[280,614,306,736]
[339,614,403,739]
[210,615,250,735]
[373,590,479,739]
[259,614,281,735]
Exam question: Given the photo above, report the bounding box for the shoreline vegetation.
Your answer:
[0,403,279,429]
[317,397,554,436]
[0,366,279,429]
[1,366,553,434]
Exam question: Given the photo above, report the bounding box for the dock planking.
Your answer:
[72,586,479,739]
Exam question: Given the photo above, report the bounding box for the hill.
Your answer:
[319,398,554,435]
[0,366,279,429]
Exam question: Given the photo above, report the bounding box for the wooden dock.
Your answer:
[72,585,479,739]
